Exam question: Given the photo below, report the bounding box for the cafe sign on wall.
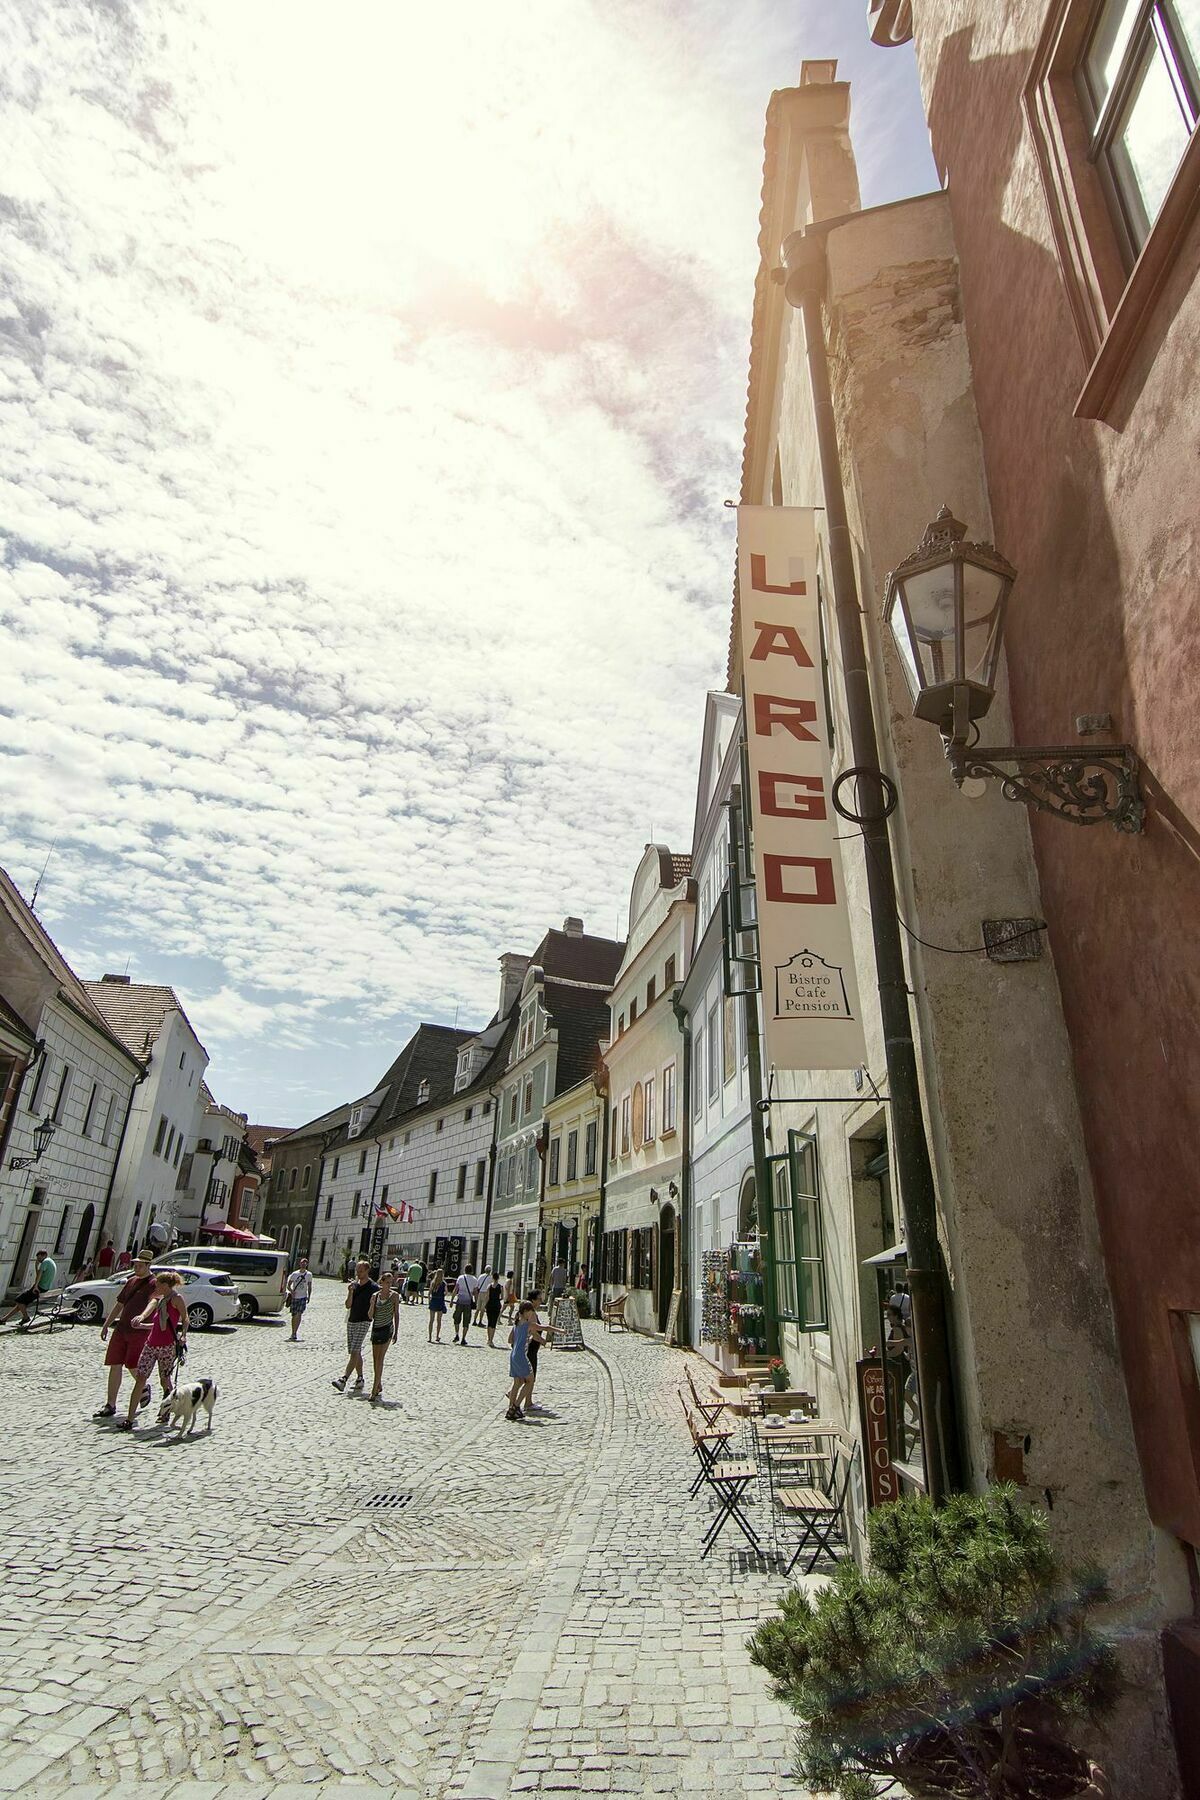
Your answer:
[737,505,865,1072]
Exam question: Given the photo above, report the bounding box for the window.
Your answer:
[302,1163,311,1190]
[548,1137,560,1185]
[509,1090,518,1125]
[664,954,676,987]
[693,1029,705,1117]
[28,1054,51,1115]
[457,1162,467,1199]
[389,1138,395,1151]
[723,995,737,1085]
[352,1191,361,1219]
[154,1113,167,1155]
[81,1081,99,1138]
[324,1196,333,1220]
[584,1120,597,1176]
[610,1106,619,1162]
[404,1131,411,1145]
[644,1075,656,1143]
[428,1171,438,1203]
[620,1093,631,1154]
[771,1158,799,1323]
[358,1150,367,1174]
[646,975,655,1007]
[173,1136,182,1168]
[179,1051,186,1070]
[482,1099,491,1116]
[436,1118,444,1134]
[707,1003,720,1101]
[767,1130,828,1329]
[289,1167,298,1191]
[320,1239,327,1263]
[662,1062,677,1134]
[465,1105,473,1122]
[332,1157,340,1179]
[98,1092,114,1145]
[523,1078,534,1117]
[380,1185,389,1205]
[51,1058,72,1116]
[618,1012,625,1035]
[566,1130,578,1181]
[525,1141,539,1193]
[475,1158,486,1196]
[629,997,638,1025]
[1078,0,1199,258]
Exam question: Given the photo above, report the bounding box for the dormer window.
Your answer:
[417,1079,430,1105]
[454,1044,481,1093]
[348,1105,365,1139]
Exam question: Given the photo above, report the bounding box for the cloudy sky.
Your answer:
[0,0,935,1125]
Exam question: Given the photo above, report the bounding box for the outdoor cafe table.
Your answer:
[756,1421,841,1480]
[750,1387,818,1414]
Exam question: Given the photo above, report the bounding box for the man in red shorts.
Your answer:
[93,1249,156,1418]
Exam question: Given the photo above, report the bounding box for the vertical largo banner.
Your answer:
[737,505,865,1072]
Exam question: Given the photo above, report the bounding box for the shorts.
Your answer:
[370,1326,394,1347]
[347,1319,370,1356]
[105,1326,149,1371]
[453,1303,472,1330]
[289,1297,308,1315]
[137,1342,177,1383]
[17,1286,39,1307]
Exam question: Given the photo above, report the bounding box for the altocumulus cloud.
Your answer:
[0,0,926,1118]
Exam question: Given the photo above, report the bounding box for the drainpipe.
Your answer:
[778,226,962,1500]
[668,991,692,1345]
[591,1069,609,1317]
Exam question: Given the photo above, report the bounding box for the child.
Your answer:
[506,1301,535,1420]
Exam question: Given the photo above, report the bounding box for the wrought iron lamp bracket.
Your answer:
[946,741,1144,832]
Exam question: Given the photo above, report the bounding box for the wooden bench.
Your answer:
[601,1292,630,1332]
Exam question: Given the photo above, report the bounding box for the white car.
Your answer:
[64,1265,241,1331]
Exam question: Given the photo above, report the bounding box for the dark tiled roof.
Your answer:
[84,979,207,1062]
[323,1023,476,1151]
[531,929,625,989]
[245,1124,290,1155]
[0,866,144,1072]
[550,997,611,1097]
[272,1101,353,1147]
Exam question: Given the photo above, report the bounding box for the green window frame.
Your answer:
[765,1127,829,1330]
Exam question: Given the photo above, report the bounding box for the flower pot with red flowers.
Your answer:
[767,1356,789,1392]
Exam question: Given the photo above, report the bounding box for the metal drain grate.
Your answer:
[361,1491,413,1511]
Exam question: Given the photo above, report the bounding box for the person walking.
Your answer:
[367,1271,399,1403]
[502,1270,518,1322]
[93,1249,155,1418]
[472,1265,493,1328]
[505,1301,536,1420]
[118,1271,187,1431]
[524,1292,558,1414]
[452,1267,475,1345]
[115,1246,131,1272]
[484,1271,504,1347]
[286,1257,313,1341]
[333,1260,377,1393]
[427,1268,447,1343]
[96,1237,116,1277]
[2,1248,57,1327]
[405,1257,422,1306]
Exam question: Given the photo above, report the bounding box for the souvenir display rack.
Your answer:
[728,1240,768,1359]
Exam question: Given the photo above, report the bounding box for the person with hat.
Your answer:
[93,1249,157,1419]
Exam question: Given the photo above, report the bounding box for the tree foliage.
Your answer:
[748,1486,1118,1799]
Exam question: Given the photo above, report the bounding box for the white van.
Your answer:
[160,1245,290,1319]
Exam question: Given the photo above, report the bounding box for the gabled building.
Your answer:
[600,847,693,1336]
[83,976,209,1251]
[0,868,144,1291]
[541,1074,605,1296]
[489,919,624,1296]
[261,1102,351,1263]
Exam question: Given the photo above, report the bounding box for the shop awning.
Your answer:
[204,1222,258,1244]
[861,1241,908,1267]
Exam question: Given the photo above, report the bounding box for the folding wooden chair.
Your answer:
[770,1444,856,1575]
[681,1397,760,1557]
[686,1364,727,1429]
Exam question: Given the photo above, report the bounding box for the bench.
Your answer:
[601,1292,630,1332]
[1,1287,75,1333]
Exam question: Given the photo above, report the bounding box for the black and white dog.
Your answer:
[159,1376,218,1434]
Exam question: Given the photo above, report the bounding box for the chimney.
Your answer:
[498,952,530,1018]
[562,916,584,937]
[101,973,131,984]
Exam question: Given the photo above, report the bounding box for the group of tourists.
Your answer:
[89,1248,190,1432]
[324,1255,561,1419]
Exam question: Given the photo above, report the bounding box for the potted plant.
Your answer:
[748,1485,1116,1799]
[767,1355,790,1392]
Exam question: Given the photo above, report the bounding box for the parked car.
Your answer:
[63,1265,241,1331]
[156,1245,290,1319]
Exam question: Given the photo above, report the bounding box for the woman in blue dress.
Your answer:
[506,1301,535,1420]
[427,1269,447,1344]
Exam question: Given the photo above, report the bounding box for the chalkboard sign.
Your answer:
[664,1289,681,1347]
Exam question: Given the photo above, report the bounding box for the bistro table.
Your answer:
[748,1387,818,1416]
[755,1420,841,1481]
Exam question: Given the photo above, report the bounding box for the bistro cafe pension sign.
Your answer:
[737,505,865,1073]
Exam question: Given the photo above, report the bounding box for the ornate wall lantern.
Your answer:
[885,508,1143,831]
[10,1114,56,1171]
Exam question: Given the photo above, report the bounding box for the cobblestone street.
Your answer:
[0,1287,808,1797]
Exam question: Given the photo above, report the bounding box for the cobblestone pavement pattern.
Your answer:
[0,1285,814,1797]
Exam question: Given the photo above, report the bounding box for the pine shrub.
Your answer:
[748,1485,1118,1799]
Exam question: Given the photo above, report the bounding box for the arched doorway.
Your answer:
[657,1203,676,1333]
[71,1203,96,1274]
[737,1172,758,1242]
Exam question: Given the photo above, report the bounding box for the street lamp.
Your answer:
[10,1114,56,1171]
[885,508,1144,831]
